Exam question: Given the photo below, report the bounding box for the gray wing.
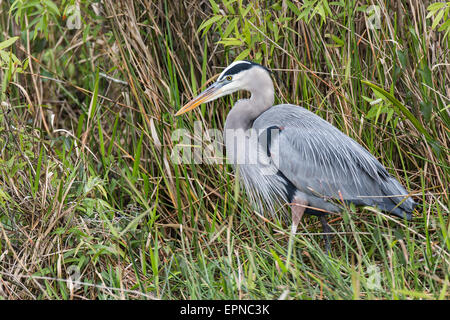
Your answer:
[253,104,415,218]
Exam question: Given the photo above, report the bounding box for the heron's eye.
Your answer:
[226,75,232,81]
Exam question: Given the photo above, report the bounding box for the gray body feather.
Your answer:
[249,104,415,220]
[215,61,416,221]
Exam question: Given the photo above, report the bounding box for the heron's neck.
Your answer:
[225,88,274,131]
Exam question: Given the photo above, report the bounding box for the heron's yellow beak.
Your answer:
[175,83,222,116]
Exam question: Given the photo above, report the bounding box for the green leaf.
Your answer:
[243,23,251,45]
[197,15,223,33]
[438,18,450,31]
[209,0,220,13]
[386,108,395,123]
[344,56,351,82]
[326,33,344,47]
[323,0,332,15]
[132,133,144,178]
[286,0,301,16]
[234,49,250,61]
[97,118,106,166]
[223,0,236,14]
[420,101,433,123]
[0,36,19,50]
[43,0,60,16]
[89,69,100,119]
[397,49,407,68]
[331,34,344,46]
[362,80,432,140]
[222,18,238,38]
[270,249,287,273]
[241,3,253,17]
[0,50,10,64]
[418,63,433,87]
[431,9,445,30]
[367,104,384,119]
[299,6,312,21]
[316,3,326,22]
[217,38,243,46]
[427,2,446,14]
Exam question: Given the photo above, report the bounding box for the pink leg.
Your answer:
[286,197,308,267]
[290,197,308,235]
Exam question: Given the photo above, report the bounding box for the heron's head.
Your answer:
[175,60,272,116]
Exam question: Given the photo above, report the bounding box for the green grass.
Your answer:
[0,0,448,299]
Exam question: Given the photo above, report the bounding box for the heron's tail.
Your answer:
[378,177,416,221]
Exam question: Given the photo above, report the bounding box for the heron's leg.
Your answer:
[291,199,306,235]
[319,215,332,254]
[286,198,307,268]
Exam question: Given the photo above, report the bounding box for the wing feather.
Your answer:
[253,104,415,217]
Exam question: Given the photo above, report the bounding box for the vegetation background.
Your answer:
[0,0,448,299]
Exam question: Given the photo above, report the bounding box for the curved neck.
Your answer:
[225,79,274,131]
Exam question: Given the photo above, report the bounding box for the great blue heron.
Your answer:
[175,60,416,251]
